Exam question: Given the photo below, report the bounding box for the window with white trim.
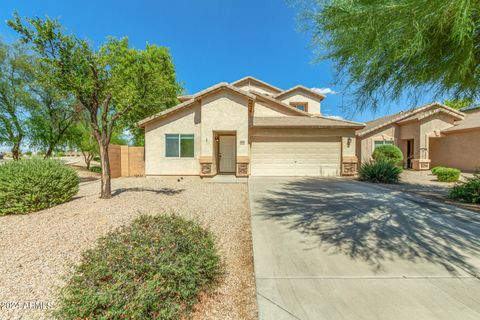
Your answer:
[165,134,194,157]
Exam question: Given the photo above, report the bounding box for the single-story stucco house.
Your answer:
[138,76,365,177]
[356,103,480,171]
[429,106,480,171]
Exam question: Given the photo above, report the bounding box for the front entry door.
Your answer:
[219,136,236,173]
[407,139,414,168]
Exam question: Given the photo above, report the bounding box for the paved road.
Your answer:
[249,177,480,320]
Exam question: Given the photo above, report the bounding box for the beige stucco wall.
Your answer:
[278,91,321,115]
[144,103,201,175]
[357,111,459,166]
[419,113,456,160]
[357,124,399,163]
[253,100,298,117]
[200,91,249,158]
[430,130,480,172]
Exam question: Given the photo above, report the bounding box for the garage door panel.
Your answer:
[251,136,341,176]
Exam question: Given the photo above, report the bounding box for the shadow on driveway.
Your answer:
[256,178,480,276]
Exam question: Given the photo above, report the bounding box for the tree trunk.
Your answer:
[12,144,20,161]
[99,143,112,199]
[45,146,54,158]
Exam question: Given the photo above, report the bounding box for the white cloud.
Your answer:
[324,115,344,120]
[311,87,337,95]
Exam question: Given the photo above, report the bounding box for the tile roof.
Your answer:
[274,85,326,101]
[442,111,480,133]
[137,83,255,127]
[230,76,283,93]
[253,116,365,129]
[356,102,464,136]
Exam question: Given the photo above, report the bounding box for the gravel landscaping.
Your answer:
[0,170,257,319]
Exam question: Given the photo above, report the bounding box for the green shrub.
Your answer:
[25,151,32,156]
[55,151,66,157]
[431,166,446,175]
[89,165,102,173]
[450,174,480,203]
[359,160,402,183]
[372,144,403,166]
[54,215,223,320]
[0,159,79,216]
[435,167,460,182]
[93,155,100,162]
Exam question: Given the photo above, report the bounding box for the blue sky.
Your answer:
[1,0,442,133]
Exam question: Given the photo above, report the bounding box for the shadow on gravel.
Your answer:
[112,187,184,197]
[257,178,480,276]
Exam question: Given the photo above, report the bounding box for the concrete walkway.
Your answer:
[249,177,480,320]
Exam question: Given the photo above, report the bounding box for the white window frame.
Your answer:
[165,134,195,158]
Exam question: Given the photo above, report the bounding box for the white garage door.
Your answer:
[251,136,341,176]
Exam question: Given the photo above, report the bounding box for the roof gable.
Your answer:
[275,85,325,101]
[137,83,254,127]
[231,76,283,94]
[442,110,480,133]
[252,92,310,116]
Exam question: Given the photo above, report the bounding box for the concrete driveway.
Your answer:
[249,177,480,320]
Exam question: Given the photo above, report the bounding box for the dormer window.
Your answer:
[290,102,308,112]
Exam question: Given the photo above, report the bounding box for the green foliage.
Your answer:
[435,167,461,182]
[55,151,65,157]
[372,145,403,166]
[0,159,79,215]
[304,0,480,110]
[0,41,35,159]
[359,160,401,184]
[431,166,446,175]
[89,165,101,173]
[9,14,182,197]
[28,85,80,158]
[444,98,474,110]
[450,173,480,203]
[54,214,223,320]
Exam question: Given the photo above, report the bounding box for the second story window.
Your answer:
[290,102,308,112]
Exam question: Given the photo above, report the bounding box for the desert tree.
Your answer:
[301,0,480,111]
[0,41,34,160]
[9,15,181,198]
[28,85,81,158]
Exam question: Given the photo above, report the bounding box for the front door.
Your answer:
[407,139,414,168]
[219,135,236,173]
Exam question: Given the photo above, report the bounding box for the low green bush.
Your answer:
[372,144,403,166]
[55,151,66,157]
[359,160,402,183]
[435,167,460,182]
[431,166,446,175]
[54,214,223,320]
[0,159,79,216]
[449,174,480,203]
[89,165,102,173]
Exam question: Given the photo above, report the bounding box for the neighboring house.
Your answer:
[357,102,480,172]
[429,106,480,172]
[138,76,365,177]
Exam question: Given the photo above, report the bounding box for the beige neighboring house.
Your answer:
[429,106,480,171]
[138,76,365,177]
[356,102,480,171]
